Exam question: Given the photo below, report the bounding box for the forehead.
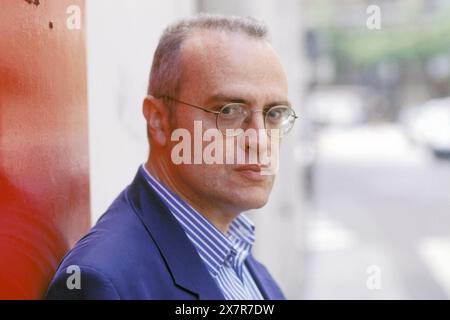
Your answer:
[179,30,288,104]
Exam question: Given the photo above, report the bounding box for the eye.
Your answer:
[266,107,286,123]
[220,104,246,119]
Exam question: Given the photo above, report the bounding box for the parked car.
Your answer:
[400,97,450,158]
[305,86,384,127]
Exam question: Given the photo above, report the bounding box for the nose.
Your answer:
[242,110,269,160]
[244,110,266,132]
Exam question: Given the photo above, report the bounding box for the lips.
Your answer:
[233,164,270,181]
[234,164,264,172]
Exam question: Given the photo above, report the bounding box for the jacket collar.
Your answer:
[245,254,285,300]
[127,168,225,299]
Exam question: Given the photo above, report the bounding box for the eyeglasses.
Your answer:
[160,96,298,138]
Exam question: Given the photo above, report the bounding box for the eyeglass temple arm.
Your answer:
[161,96,220,114]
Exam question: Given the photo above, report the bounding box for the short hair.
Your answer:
[147,13,269,98]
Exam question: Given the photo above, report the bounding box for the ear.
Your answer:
[143,95,171,146]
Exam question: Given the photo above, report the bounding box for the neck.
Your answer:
[145,154,238,234]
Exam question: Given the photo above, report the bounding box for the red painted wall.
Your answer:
[0,0,90,299]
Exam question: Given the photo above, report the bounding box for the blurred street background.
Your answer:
[298,0,450,299]
[86,0,450,299]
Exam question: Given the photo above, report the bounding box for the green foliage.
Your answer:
[328,9,450,66]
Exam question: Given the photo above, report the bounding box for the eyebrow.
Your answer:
[205,93,292,108]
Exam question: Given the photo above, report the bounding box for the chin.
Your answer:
[231,193,270,211]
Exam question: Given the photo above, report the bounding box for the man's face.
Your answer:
[167,30,289,214]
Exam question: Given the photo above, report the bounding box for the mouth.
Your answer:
[233,164,270,182]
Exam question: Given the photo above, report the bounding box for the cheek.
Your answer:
[178,163,229,188]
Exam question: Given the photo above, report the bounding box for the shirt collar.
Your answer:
[140,164,256,277]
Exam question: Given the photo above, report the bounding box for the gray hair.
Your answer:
[147,13,269,98]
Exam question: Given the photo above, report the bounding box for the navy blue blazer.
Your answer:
[46,168,285,300]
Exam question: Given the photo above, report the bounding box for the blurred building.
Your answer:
[301,0,450,121]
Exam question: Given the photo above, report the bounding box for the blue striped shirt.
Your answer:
[141,165,264,300]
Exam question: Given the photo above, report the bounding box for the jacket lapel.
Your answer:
[127,169,225,300]
[246,253,286,300]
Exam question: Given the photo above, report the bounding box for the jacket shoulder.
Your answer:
[47,188,170,299]
[46,265,120,299]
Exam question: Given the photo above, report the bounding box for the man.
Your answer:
[46,13,297,300]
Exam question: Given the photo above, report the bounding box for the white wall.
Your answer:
[86,0,196,223]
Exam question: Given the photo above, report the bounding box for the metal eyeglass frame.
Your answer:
[160,95,298,137]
